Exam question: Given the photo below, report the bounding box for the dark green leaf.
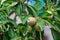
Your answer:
[51,29,60,40]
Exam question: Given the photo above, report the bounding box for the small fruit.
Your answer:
[27,17,36,26]
[27,26,32,33]
[35,23,41,31]
[0,32,3,35]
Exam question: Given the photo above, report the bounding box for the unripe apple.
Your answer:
[27,26,32,33]
[27,17,36,26]
[35,23,41,31]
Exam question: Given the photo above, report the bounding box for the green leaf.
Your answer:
[27,5,37,17]
[0,0,6,5]
[34,1,42,11]
[17,24,27,37]
[20,15,30,24]
[54,16,60,22]
[3,32,10,40]
[39,10,52,18]
[0,11,7,24]
[8,19,17,27]
[11,36,21,40]
[51,29,60,40]
[56,7,60,10]
[41,19,60,33]
[16,4,21,16]
[8,28,15,38]
[37,18,45,31]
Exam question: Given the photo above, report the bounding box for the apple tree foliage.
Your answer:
[0,0,60,40]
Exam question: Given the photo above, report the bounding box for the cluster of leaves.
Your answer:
[0,0,60,40]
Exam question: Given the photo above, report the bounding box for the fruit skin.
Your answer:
[0,32,3,35]
[27,17,36,26]
[34,23,41,31]
[27,26,32,33]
